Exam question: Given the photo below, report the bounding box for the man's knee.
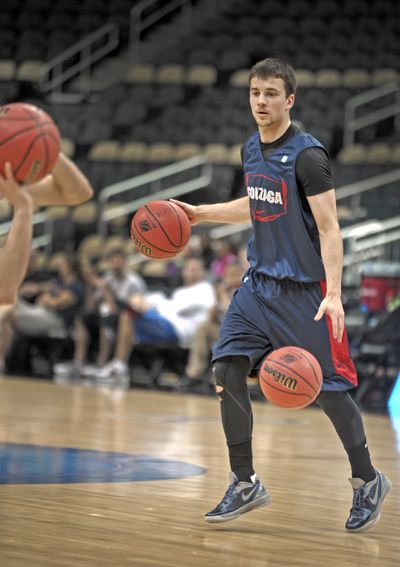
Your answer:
[213,355,251,393]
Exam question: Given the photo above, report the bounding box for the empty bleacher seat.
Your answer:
[229,69,248,87]
[88,141,121,161]
[371,68,399,85]
[157,64,185,84]
[186,65,217,86]
[365,143,392,164]
[314,69,342,88]
[337,144,368,164]
[60,138,75,159]
[124,64,156,84]
[342,69,371,88]
[203,144,230,164]
[0,60,16,80]
[147,143,177,163]
[175,143,203,160]
[120,142,149,162]
[391,144,400,164]
[295,69,315,88]
[16,60,44,81]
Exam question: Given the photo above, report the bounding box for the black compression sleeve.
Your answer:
[295,147,334,197]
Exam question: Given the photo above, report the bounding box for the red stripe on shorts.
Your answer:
[320,280,358,386]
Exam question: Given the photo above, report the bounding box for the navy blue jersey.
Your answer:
[243,131,328,282]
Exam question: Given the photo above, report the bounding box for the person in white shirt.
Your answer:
[98,257,216,379]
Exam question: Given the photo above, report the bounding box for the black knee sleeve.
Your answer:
[213,355,253,446]
[316,390,366,449]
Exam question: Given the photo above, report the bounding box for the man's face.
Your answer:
[110,253,125,274]
[182,259,204,285]
[249,76,294,131]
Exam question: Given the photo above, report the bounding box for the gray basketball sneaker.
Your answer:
[346,469,392,532]
[205,472,271,523]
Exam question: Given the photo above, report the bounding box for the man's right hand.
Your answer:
[169,199,200,225]
[0,162,33,209]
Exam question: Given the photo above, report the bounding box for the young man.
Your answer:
[171,58,391,532]
[0,154,93,306]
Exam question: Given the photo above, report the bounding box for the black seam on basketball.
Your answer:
[144,204,180,250]
[266,359,319,395]
[165,201,183,246]
[260,376,313,398]
[13,134,42,176]
[13,132,52,176]
[286,348,321,386]
[0,124,54,146]
[132,214,176,254]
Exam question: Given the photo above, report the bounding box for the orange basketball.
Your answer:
[259,346,323,409]
[0,102,61,184]
[130,200,191,259]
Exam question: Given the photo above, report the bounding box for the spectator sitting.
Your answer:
[95,257,216,380]
[210,239,238,280]
[54,248,147,378]
[11,253,85,339]
[2,254,84,375]
[184,262,245,388]
[0,250,52,373]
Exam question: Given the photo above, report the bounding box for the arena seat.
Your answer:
[186,65,217,86]
[175,143,203,160]
[60,138,76,159]
[119,142,149,162]
[157,64,185,84]
[124,64,156,84]
[16,60,44,81]
[88,141,121,161]
[0,60,16,80]
[337,144,368,165]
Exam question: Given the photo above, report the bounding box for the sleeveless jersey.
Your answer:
[243,131,328,282]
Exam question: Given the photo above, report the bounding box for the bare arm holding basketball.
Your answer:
[307,189,344,342]
[24,153,93,206]
[0,164,33,305]
[170,196,251,225]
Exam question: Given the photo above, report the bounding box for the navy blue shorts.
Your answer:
[212,270,357,391]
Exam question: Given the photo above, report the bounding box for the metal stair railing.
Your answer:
[0,211,49,250]
[129,0,192,61]
[343,216,400,267]
[40,23,119,94]
[343,83,400,146]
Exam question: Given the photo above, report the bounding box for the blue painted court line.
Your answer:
[0,443,206,484]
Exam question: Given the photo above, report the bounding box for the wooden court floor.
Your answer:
[0,376,399,567]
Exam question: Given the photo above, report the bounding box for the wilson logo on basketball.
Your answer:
[26,159,42,184]
[139,219,153,232]
[263,363,298,391]
[131,232,153,257]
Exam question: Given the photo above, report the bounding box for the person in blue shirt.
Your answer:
[172,58,391,532]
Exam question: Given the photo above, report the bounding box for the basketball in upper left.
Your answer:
[0,102,61,185]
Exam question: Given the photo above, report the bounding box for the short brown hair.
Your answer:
[249,58,297,96]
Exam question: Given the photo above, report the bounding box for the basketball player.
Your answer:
[0,154,93,306]
[171,59,391,532]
